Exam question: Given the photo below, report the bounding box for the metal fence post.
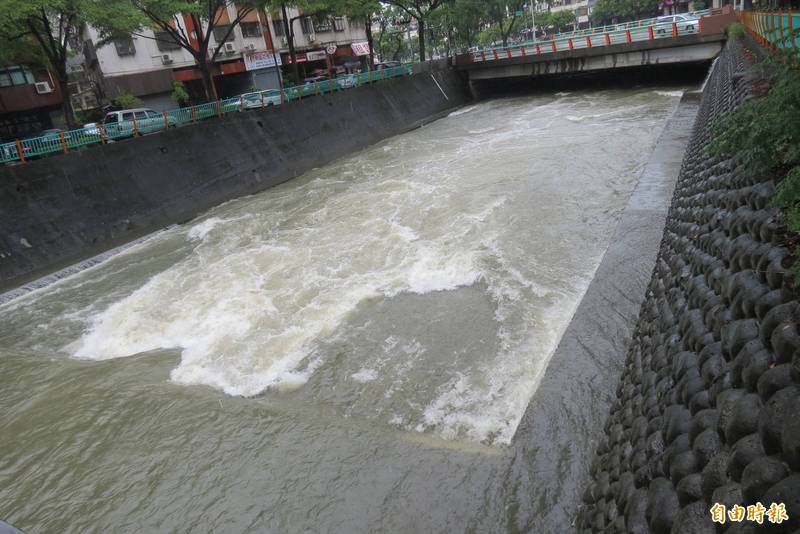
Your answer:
[15,140,26,163]
[59,131,69,153]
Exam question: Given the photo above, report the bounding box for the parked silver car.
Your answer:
[655,14,699,36]
[102,108,175,139]
[239,89,283,109]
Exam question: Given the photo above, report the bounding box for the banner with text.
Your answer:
[244,51,282,71]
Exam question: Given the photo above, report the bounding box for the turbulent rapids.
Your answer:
[1,88,684,532]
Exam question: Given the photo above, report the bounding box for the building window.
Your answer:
[313,15,331,32]
[213,24,232,43]
[114,38,136,56]
[0,66,35,87]
[300,17,313,35]
[154,31,181,51]
[333,17,346,32]
[272,19,285,37]
[240,21,261,38]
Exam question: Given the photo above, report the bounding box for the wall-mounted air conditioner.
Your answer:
[161,54,173,65]
[224,42,237,54]
[34,81,53,94]
[244,43,256,52]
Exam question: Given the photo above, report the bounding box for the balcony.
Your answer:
[0,82,63,114]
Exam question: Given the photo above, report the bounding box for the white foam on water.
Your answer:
[68,172,494,397]
[654,90,685,98]
[43,91,677,444]
[352,368,379,383]
[448,105,478,117]
[187,217,225,241]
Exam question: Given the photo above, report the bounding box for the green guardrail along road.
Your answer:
[0,64,414,165]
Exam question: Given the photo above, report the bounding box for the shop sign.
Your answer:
[306,50,327,61]
[326,43,338,55]
[284,53,308,64]
[351,42,371,56]
[244,50,282,71]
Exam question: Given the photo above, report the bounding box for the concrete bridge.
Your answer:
[454,7,737,84]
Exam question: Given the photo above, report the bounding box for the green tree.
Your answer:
[485,0,525,47]
[122,0,263,100]
[265,0,332,83]
[0,0,133,127]
[428,0,486,54]
[373,4,414,61]
[170,81,190,106]
[549,10,575,32]
[113,91,143,108]
[330,0,381,69]
[382,0,451,62]
[590,0,658,25]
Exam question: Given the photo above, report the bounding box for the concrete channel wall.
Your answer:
[577,39,800,533]
[0,67,471,291]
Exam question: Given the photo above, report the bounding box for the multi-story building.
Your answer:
[267,8,371,78]
[80,4,370,111]
[83,5,283,110]
[66,54,102,116]
[0,64,64,140]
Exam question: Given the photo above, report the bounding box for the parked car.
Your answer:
[102,108,175,139]
[302,75,329,85]
[655,14,699,36]
[336,74,358,89]
[239,89,283,109]
[375,61,401,70]
[83,122,100,136]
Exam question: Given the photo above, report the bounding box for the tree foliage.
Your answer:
[709,47,800,280]
[123,0,264,99]
[382,0,451,61]
[484,0,525,47]
[0,0,135,126]
[538,10,576,33]
[590,0,659,25]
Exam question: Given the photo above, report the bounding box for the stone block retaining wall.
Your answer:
[577,38,800,534]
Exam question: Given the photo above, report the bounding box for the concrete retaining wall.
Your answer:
[0,68,471,291]
[577,39,800,533]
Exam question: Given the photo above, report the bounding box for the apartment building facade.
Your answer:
[83,5,284,110]
[80,4,369,111]
[268,8,371,78]
[0,64,64,140]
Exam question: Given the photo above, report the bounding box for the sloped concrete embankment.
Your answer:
[577,39,800,533]
[0,67,470,291]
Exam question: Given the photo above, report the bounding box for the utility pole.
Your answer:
[530,1,536,42]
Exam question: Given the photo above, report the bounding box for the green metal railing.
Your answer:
[1,64,413,165]
[741,10,800,52]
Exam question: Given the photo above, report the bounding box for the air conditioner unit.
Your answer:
[244,43,256,52]
[34,81,53,94]
[161,54,173,65]
[224,42,237,54]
